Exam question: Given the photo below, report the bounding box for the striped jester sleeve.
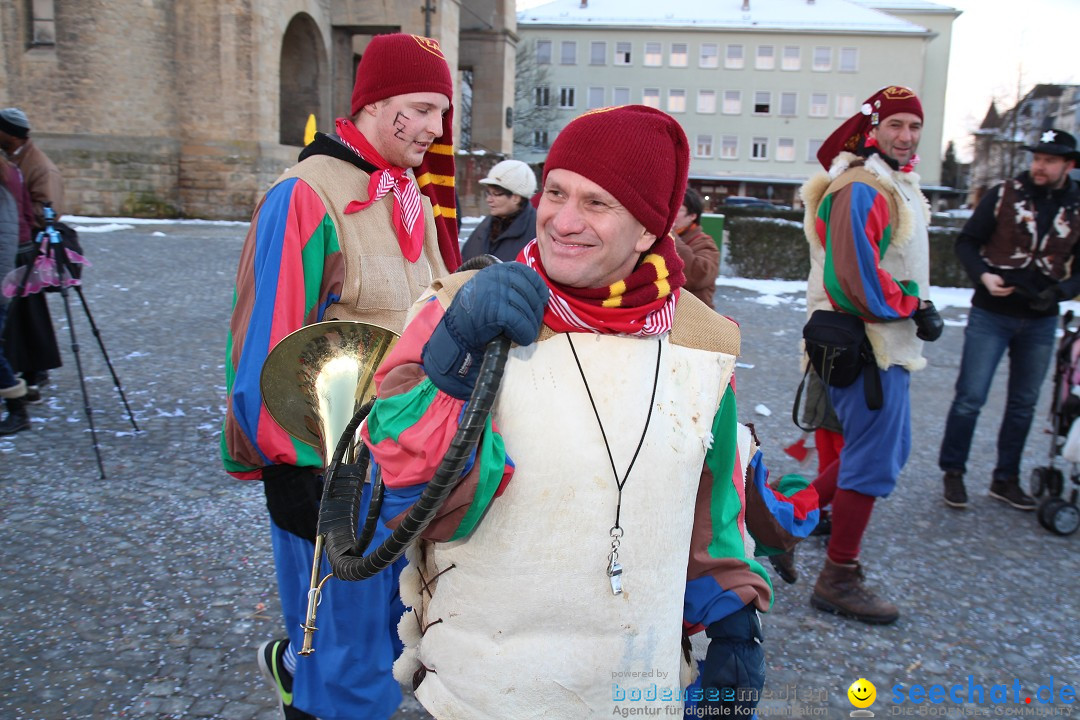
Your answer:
[817,181,921,322]
[221,178,344,477]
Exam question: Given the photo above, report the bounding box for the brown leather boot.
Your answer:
[810,558,899,625]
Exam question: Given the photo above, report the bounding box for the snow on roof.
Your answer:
[846,0,959,12]
[518,0,930,34]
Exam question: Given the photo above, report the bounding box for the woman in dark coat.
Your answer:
[462,160,538,263]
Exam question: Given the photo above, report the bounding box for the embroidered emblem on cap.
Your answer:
[412,35,445,58]
[1041,130,1058,143]
[883,86,917,100]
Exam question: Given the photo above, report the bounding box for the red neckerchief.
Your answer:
[335,117,425,262]
[518,236,685,336]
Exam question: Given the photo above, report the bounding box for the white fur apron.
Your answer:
[396,331,736,719]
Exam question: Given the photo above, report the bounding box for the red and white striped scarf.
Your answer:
[336,117,425,262]
[519,237,683,337]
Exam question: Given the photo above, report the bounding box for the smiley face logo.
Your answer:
[848,678,877,708]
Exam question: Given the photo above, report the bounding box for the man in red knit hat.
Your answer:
[358,105,818,719]
[788,85,943,624]
[222,33,460,720]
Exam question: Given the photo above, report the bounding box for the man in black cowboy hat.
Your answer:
[940,128,1080,511]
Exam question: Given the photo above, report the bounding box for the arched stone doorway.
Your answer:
[279,13,327,146]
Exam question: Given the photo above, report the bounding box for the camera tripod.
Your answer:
[12,204,139,478]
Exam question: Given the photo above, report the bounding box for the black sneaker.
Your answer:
[768,550,798,584]
[943,471,968,509]
[257,639,317,720]
[989,477,1036,511]
[810,508,832,537]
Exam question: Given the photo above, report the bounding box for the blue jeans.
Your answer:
[938,306,1058,479]
[0,305,18,389]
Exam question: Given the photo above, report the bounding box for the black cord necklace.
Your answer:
[566,334,662,595]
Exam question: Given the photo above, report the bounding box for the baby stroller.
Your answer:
[1028,311,1080,536]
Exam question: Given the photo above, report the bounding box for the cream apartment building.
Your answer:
[517,0,959,207]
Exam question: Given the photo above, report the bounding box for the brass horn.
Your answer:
[260,320,399,655]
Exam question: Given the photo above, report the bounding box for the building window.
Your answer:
[643,88,660,108]
[755,45,775,70]
[590,41,607,66]
[696,134,714,158]
[753,91,771,115]
[614,42,632,65]
[700,43,719,68]
[560,41,577,65]
[782,46,800,71]
[535,86,551,108]
[725,44,744,69]
[559,86,576,109]
[779,92,797,117]
[751,137,768,160]
[807,139,824,162]
[777,137,796,162]
[534,130,550,150]
[670,43,688,67]
[588,86,605,109]
[721,135,739,160]
[839,47,858,72]
[644,42,662,66]
[536,40,552,65]
[723,90,742,115]
[809,93,828,117]
[813,46,831,71]
[668,89,686,113]
[836,93,855,117]
[614,87,631,105]
[697,89,717,114]
[28,0,56,46]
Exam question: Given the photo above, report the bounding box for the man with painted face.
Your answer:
[939,129,1080,512]
[796,86,943,625]
[222,33,460,720]
[360,105,818,718]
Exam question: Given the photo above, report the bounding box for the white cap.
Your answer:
[479,160,537,198]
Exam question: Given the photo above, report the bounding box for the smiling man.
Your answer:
[222,33,461,720]
[792,86,943,625]
[359,105,818,718]
[939,129,1080,512]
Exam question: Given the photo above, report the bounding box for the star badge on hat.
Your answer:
[1041,130,1058,144]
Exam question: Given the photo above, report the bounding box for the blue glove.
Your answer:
[422,262,549,399]
[699,603,765,712]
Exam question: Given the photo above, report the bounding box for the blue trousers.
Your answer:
[270,484,407,720]
[938,307,1057,479]
[828,365,912,498]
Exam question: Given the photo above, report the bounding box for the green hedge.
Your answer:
[722,212,969,287]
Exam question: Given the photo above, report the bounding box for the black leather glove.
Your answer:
[700,603,765,712]
[913,300,943,342]
[1030,285,1064,313]
[422,262,549,399]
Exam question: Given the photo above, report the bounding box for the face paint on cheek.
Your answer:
[393,111,411,142]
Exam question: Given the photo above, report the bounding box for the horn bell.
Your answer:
[260,321,399,461]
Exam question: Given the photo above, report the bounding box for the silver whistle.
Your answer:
[608,556,623,595]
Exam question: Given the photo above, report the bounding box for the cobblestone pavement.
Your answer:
[1,222,1076,720]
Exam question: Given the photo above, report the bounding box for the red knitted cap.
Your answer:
[817,86,923,169]
[350,34,453,115]
[543,105,689,238]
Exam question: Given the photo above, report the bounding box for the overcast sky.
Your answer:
[943,0,1078,161]
[514,0,1079,162]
